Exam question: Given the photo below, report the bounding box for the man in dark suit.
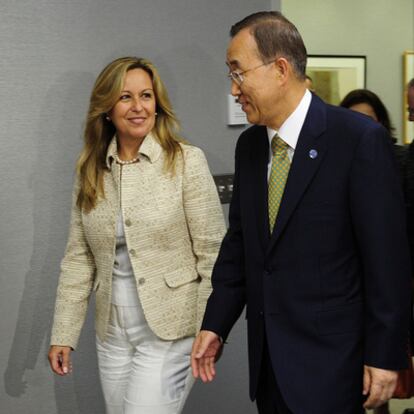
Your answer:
[191,11,412,414]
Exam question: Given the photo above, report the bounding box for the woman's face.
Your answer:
[109,68,157,141]
[349,102,378,122]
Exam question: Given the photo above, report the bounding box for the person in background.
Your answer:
[340,89,406,178]
[406,78,414,354]
[305,74,315,93]
[406,79,414,263]
[191,11,411,414]
[408,78,414,123]
[48,56,225,414]
[341,88,413,414]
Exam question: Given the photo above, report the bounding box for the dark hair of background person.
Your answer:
[230,11,307,81]
[340,89,396,141]
[408,78,414,88]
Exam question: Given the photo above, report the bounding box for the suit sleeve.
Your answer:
[50,177,96,350]
[181,146,226,332]
[349,124,412,370]
[201,137,248,341]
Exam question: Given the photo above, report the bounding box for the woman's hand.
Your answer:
[48,346,73,376]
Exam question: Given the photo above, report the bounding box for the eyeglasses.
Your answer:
[227,61,274,85]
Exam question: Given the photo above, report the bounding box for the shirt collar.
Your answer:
[105,132,162,169]
[267,89,312,150]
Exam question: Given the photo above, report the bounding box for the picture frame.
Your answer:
[403,50,414,144]
[306,55,366,106]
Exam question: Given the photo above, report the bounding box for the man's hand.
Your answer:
[363,365,398,409]
[191,330,222,382]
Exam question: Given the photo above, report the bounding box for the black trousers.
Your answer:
[256,339,292,414]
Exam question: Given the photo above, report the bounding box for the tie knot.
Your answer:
[271,134,288,156]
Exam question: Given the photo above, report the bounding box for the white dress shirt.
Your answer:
[267,89,312,179]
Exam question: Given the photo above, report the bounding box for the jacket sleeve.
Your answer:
[50,177,96,350]
[349,124,412,370]
[181,146,226,332]
[201,137,248,341]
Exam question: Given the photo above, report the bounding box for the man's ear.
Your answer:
[274,57,290,83]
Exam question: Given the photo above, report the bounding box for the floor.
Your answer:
[373,398,414,413]
[391,398,414,412]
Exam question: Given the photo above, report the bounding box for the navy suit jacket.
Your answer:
[202,95,412,413]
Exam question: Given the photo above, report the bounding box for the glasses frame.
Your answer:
[227,60,274,85]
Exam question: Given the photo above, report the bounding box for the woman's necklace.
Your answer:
[115,154,140,165]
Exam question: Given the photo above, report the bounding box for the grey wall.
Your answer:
[0,1,273,413]
[271,0,281,11]
[281,0,414,143]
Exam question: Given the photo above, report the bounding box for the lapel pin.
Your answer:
[309,149,318,159]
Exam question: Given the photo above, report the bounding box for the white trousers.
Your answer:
[96,303,194,414]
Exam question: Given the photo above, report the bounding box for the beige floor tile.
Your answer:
[366,398,414,413]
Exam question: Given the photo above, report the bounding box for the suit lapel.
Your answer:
[249,127,271,250]
[266,95,328,255]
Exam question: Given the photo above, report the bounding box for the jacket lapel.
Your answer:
[249,127,271,250]
[266,95,328,255]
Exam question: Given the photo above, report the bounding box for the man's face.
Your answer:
[408,87,414,122]
[226,29,280,126]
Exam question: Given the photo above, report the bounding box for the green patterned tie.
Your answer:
[268,134,290,231]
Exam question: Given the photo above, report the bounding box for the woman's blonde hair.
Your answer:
[76,56,185,212]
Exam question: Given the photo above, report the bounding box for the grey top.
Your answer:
[112,213,140,306]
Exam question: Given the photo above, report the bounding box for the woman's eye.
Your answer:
[120,94,130,101]
[142,93,152,99]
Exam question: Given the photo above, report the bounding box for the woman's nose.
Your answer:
[131,97,143,111]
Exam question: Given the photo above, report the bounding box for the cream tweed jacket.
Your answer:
[51,133,226,349]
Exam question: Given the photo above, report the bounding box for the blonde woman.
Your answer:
[48,57,225,414]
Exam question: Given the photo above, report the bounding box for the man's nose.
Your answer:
[230,79,241,97]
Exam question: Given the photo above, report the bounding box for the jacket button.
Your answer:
[138,277,145,285]
[129,249,136,256]
[125,219,132,227]
[259,311,264,317]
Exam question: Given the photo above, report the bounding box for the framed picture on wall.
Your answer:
[306,55,366,106]
[403,50,414,144]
